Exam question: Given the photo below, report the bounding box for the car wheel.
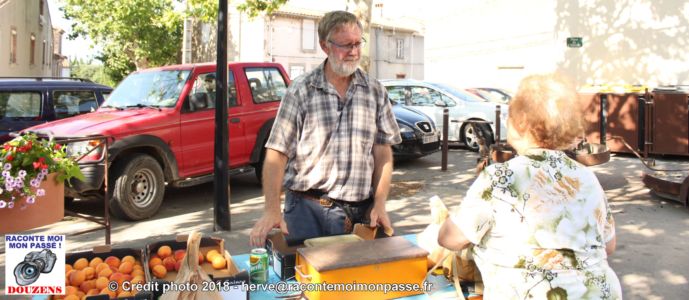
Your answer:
[461,122,494,152]
[109,154,165,221]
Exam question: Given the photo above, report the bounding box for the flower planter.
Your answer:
[0,173,64,234]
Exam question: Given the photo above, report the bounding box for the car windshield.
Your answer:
[103,70,190,108]
[428,82,487,103]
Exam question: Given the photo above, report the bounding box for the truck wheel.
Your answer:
[109,154,165,220]
[253,146,266,184]
[461,123,494,152]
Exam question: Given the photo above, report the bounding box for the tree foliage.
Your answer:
[62,0,183,80]
[61,0,289,81]
[237,0,289,19]
[69,58,116,87]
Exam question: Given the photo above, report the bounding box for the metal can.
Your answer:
[249,248,269,284]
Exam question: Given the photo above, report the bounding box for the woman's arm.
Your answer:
[438,218,472,251]
[606,235,617,256]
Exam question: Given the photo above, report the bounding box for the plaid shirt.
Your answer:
[265,61,401,202]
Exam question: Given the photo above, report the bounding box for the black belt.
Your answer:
[289,189,372,208]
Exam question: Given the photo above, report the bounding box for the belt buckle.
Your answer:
[319,197,333,208]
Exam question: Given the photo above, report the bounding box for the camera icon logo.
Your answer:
[14,249,57,286]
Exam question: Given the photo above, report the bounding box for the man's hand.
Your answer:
[249,211,288,248]
[369,204,394,236]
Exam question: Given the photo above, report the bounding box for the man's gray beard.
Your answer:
[329,58,359,77]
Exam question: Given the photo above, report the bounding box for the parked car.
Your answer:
[382,79,508,151]
[25,62,289,220]
[466,87,513,104]
[0,77,112,143]
[391,102,440,160]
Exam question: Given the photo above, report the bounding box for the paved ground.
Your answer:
[2,148,689,299]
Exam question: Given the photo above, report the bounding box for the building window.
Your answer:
[42,40,46,65]
[396,38,404,59]
[301,19,316,52]
[10,27,17,64]
[39,0,44,15]
[30,34,36,65]
[289,65,305,79]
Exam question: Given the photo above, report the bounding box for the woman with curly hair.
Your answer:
[438,73,622,299]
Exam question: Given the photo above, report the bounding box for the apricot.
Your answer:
[174,249,186,261]
[66,270,76,286]
[97,267,113,279]
[211,255,226,270]
[205,249,220,262]
[89,257,104,269]
[100,287,117,298]
[79,280,95,293]
[162,256,177,272]
[109,272,127,285]
[118,291,134,298]
[65,285,79,295]
[86,288,100,296]
[82,266,96,280]
[157,245,173,258]
[199,253,205,264]
[73,258,89,270]
[104,256,121,268]
[95,276,109,290]
[149,257,163,269]
[131,268,145,278]
[69,270,86,287]
[95,262,110,273]
[118,261,134,274]
[152,264,167,279]
[63,295,79,300]
[121,255,136,265]
[65,264,73,274]
[131,275,145,285]
[174,260,182,272]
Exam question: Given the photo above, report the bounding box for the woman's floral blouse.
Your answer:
[451,149,622,299]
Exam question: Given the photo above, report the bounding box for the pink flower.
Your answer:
[0,200,6,208]
[36,189,45,197]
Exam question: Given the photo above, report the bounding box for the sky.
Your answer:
[47,0,100,61]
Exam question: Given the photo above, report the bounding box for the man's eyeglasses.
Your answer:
[327,38,366,51]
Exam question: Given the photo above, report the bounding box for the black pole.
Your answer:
[441,108,449,171]
[214,0,230,231]
[495,105,501,146]
[600,94,607,146]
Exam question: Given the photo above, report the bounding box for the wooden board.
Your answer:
[297,236,428,272]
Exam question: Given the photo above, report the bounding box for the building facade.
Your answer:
[0,0,63,77]
[182,4,424,80]
[422,0,689,89]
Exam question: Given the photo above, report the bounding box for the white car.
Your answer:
[382,80,508,151]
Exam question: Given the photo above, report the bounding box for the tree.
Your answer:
[62,0,289,81]
[63,0,183,81]
[69,58,116,87]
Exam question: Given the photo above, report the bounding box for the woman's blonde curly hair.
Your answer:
[509,73,584,150]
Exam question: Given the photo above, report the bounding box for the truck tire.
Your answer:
[109,154,165,220]
[253,146,266,184]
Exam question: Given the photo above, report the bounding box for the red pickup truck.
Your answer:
[26,62,290,220]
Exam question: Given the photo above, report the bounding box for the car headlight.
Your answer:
[398,123,415,133]
[65,139,105,163]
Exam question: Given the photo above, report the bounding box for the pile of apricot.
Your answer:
[54,255,145,299]
[148,245,227,279]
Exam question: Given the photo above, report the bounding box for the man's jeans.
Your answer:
[283,190,371,245]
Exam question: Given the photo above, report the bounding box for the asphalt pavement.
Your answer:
[1,147,688,299]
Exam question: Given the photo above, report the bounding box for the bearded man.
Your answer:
[250,10,401,247]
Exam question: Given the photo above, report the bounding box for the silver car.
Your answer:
[382,79,508,151]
